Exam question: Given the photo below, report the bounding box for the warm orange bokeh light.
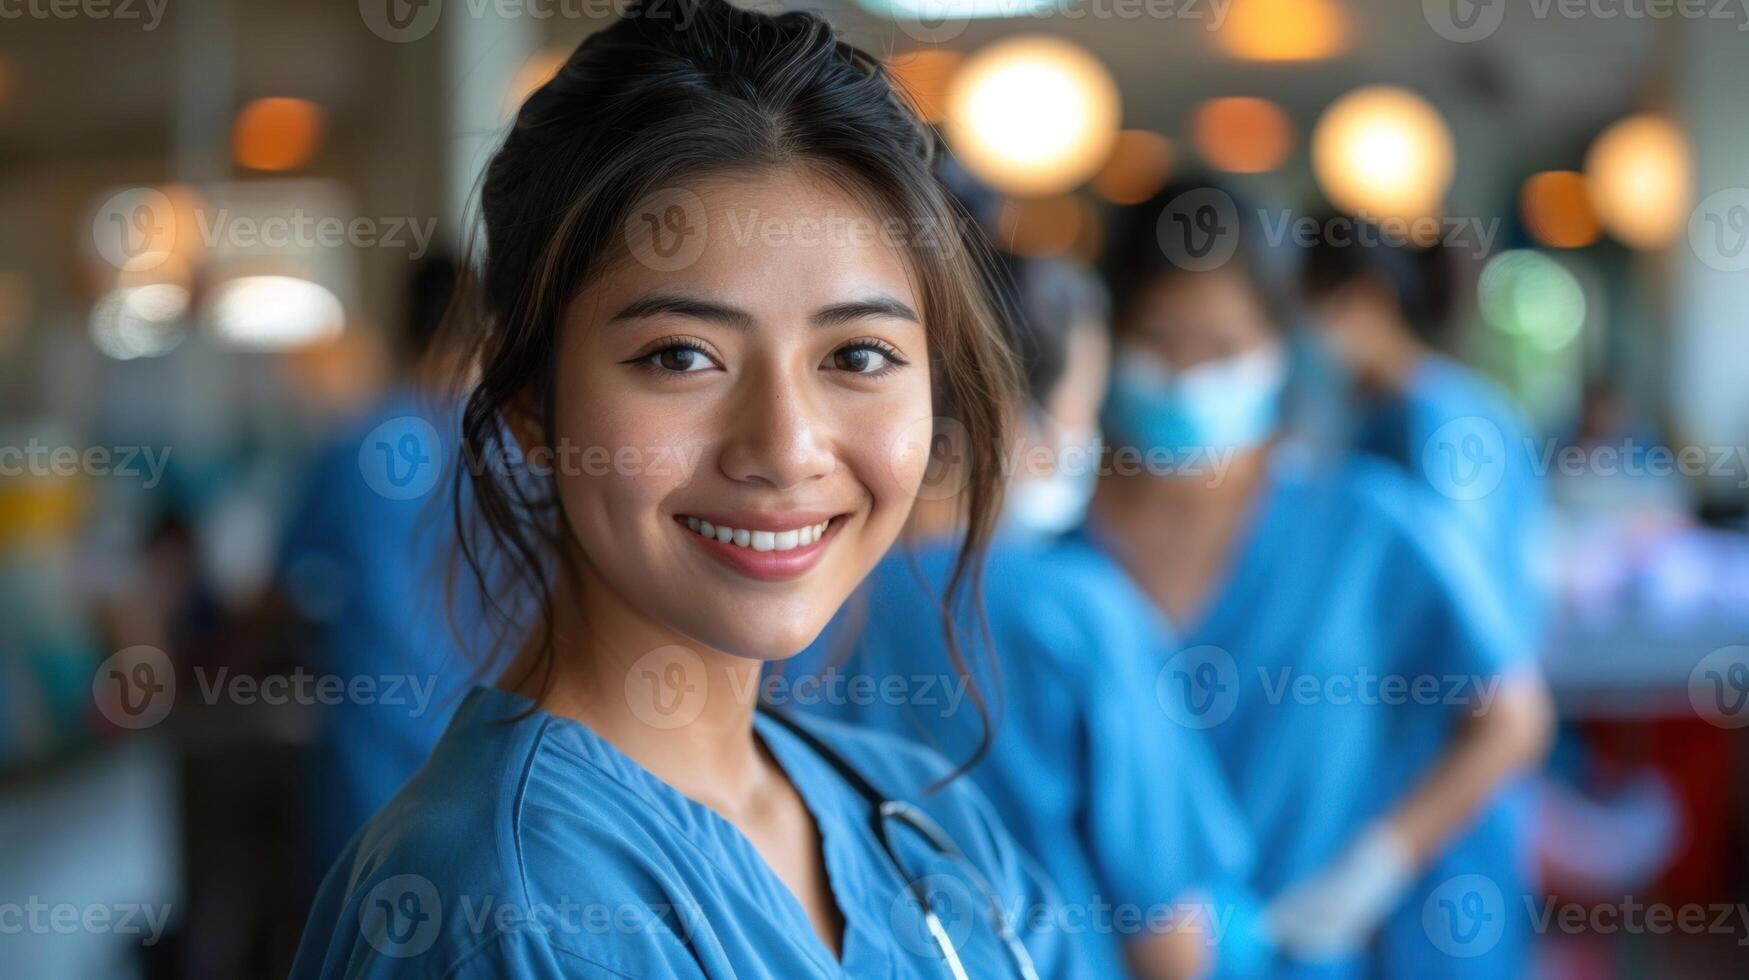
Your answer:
[1312,86,1454,221]
[946,36,1120,197]
[1584,114,1691,250]
[1520,171,1601,249]
[1215,0,1349,62]
[232,97,326,171]
[998,195,1086,258]
[888,48,963,124]
[1092,130,1173,204]
[1192,97,1292,173]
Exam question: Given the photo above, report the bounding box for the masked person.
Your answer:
[1086,180,1554,979]
[790,252,1267,979]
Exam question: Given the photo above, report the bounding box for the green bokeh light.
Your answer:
[1477,249,1585,352]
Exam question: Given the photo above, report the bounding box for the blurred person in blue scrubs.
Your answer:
[292,2,1093,975]
[1089,180,1555,978]
[792,252,1264,979]
[278,256,482,869]
[1299,221,1550,638]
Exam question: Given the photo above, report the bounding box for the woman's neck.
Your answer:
[499,558,777,812]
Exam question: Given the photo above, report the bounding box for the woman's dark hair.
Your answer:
[447,0,1016,765]
[1300,212,1458,344]
[1100,175,1293,335]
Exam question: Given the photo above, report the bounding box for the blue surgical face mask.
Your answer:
[1102,345,1287,461]
[1005,427,1102,536]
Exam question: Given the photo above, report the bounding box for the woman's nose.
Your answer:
[716,363,836,490]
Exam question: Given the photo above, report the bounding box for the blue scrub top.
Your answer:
[1085,449,1537,979]
[291,685,1089,979]
[787,534,1263,979]
[1356,354,1549,640]
[279,386,483,867]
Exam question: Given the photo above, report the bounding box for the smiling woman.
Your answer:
[286,0,1089,977]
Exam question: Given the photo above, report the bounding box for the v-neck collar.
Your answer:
[755,711,894,976]
[466,686,891,977]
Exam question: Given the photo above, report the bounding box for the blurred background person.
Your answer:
[1090,179,1555,978]
[792,218,1267,978]
[1299,220,1551,639]
[275,255,482,872]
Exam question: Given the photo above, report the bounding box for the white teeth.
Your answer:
[682,518,835,552]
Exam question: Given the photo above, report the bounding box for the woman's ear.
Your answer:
[502,387,547,459]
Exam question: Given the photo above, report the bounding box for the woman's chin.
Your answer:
[685,616,831,666]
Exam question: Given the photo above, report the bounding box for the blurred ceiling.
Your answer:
[0,0,1668,177]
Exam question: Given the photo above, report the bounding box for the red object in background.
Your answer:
[1583,718,1743,902]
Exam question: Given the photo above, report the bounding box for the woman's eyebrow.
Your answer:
[608,294,756,330]
[811,296,919,328]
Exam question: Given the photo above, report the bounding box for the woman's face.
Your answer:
[1122,266,1278,367]
[540,168,934,660]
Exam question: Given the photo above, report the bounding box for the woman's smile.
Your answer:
[674,511,851,581]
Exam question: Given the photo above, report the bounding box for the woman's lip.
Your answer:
[676,514,846,582]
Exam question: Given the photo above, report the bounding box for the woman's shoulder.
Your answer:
[770,708,956,792]
[768,710,1005,847]
[291,688,698,978]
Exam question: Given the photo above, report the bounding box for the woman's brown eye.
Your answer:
[832,345,895,374]
[655,347,711,372]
